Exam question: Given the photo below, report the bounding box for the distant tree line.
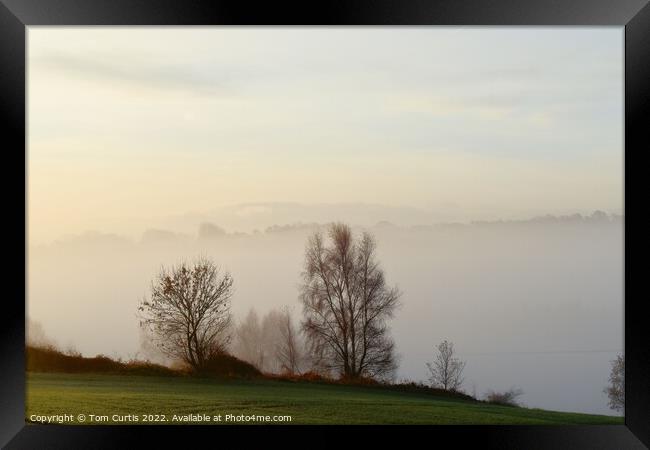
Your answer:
[230,306,305,375]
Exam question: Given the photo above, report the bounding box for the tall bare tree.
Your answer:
[138,257,233,371]
[261,309,285,373]
[604,353,624,412]
[300,223,401,380]
[275,306,303,375]
[427,340,466,391]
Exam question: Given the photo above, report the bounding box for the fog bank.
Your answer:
[28,213,623,415]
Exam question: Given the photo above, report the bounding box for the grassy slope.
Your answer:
[26,372,622,425]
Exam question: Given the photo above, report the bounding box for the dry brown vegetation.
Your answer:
[26,345,179,376]
[26,345,261,379]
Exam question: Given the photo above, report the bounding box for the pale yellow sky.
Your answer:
[28,27,623,244]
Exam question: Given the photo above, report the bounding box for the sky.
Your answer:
[28,27,623,244]
[27,28,624,415]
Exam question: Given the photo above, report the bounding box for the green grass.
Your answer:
[26,372,622,425]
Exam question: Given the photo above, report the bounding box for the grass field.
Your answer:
[26,372,622,425]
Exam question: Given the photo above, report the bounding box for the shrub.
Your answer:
[372,380,474,401]
[197,352,262,379]
[484,388,524,407]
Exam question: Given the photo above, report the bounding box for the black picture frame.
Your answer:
[1,1,648,448]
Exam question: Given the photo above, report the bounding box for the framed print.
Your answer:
[1,0,648,448]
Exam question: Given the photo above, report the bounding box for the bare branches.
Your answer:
[231,306,306,375]
[231,309,266,371]
[426,340,466,392]
[604,353,624,412]
[137,256,233,371]
[485,388,524,406]
[300,223,400,380]
[275,306,303,375]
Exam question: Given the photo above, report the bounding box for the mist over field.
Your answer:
[27,210,623,415]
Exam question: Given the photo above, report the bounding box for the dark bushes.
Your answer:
[372,380,475,401]
[26,346,178,376]
[27,345,263,379]
[485,388,524,407]
[195,352,261,379]
[266,373,476,401]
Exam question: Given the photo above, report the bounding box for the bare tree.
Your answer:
[426,340,466,391]
[604,353,624,412]
[26,318,56,349]
[261,309,284,373]
[300,223,401,380]
[275,306,303,375]
[137,325,170,366]
[231,308,289,373]
[232,309,265,370]
[138,257,233,371]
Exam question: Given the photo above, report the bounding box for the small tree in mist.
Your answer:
[275,306,303,375]
[604,353,624,412]
[232,309,267,370]
[26,318,56,350]
[426,340,466,391]
[300,223,401,380]
[138,257,233,371]
[231,307,305,374]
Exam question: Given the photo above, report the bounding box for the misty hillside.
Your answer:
[27,212,622,415]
